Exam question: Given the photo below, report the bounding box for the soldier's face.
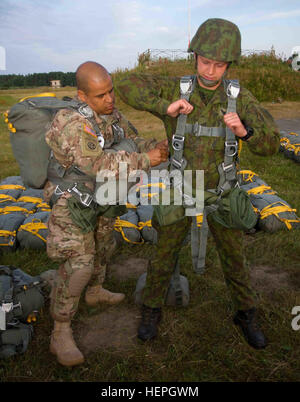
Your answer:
[78,76,115,115]
[196,55,228,90]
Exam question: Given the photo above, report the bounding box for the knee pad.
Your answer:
[67,257,94,297]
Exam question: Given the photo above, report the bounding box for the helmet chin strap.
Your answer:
[196,62,230,89]
[198,75,221,88]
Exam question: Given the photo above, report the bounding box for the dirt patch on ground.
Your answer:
[75,257,149,355]
[250,265,292,295]
[108,256,149,281]
[264,101,300,120]
[75,305,141,355]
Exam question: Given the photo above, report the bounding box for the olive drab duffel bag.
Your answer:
[0,265,45,358]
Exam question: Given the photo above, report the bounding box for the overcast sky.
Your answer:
[0,0,299,75]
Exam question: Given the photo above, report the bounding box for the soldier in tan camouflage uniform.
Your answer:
[44,61,168,366]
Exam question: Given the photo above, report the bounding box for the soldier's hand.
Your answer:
[147,147,169,167]
[223,113,247,138]
[155,139,169,151]
[167,99,194,117]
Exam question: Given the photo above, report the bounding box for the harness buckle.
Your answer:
[180,77,194,96]
[221,162,235,173]
[54,185,64,196]
[112,123,125,143]
[170,157,187,171]
[225,140,238,157]
[1,302,13,313]
[78,104,94,119]
[172,134,185,151]
[226,81,240,99]
[67,183,93,207]
[98,135,105,149]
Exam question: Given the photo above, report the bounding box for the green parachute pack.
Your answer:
[4,93,82,189]
[0,265,45,359]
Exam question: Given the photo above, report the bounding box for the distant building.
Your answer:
[290,46,300,72]
[50,80,61,88]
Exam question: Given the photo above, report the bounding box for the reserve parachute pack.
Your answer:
[0,265,45,358]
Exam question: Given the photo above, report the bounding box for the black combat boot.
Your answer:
[138,304,162,341]
[233,307,267,349]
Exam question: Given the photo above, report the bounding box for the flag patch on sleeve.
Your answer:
[83,124,97,138]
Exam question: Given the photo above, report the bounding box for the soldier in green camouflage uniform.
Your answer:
[44,61,168,366]
[115,19,280,349]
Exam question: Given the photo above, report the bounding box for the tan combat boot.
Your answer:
[50,321,84,367]
[85,285,125,306]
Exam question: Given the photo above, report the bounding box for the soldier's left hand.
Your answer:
[155,139,169,151]
[167,99,194,117]
[223,112,247,138]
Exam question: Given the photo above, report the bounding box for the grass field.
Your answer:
[0,77,300,383]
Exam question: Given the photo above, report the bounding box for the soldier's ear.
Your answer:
[77,89,87,103]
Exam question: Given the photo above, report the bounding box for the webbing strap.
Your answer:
[0,185,25,191]
[0,194,16,203]
[0,206,34,215]
[191,79,240,273]
[259,202,300,230]
[237,170,257,183]
[0,230,16,238]
[114,217,144,244]
[247,185,276,195]
[138,220,152,229]
[36,202,51,211]
[19,221,48,243]
[17,196,43,204]
[170,76,195,172]
[185,124,226,137]
[216,79,240,194]
[191,210,209,274]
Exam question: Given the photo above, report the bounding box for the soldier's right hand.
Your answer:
[167,99,194,117]
[147,147,169,167]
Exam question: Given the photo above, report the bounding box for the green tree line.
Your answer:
[0,71,76,89]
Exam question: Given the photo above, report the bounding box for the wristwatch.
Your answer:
[240,126,254,141]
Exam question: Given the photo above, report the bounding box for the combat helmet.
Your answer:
[188,18,241,63]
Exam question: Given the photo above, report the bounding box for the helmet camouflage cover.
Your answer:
[188,18,241,63]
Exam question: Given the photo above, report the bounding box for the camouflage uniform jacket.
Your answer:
[44,102,157,201]
[115,73,280,190]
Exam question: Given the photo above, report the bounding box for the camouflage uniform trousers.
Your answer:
[47,195,117,322]
[142,214,256,311]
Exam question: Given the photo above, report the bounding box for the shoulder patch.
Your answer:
[83,124,97,139]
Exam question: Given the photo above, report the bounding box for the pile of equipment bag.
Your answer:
[0,265,45,358]
[279,130,300,163]
[115,168,300,242]
[237,170,300,232]
[0,176,50,252]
